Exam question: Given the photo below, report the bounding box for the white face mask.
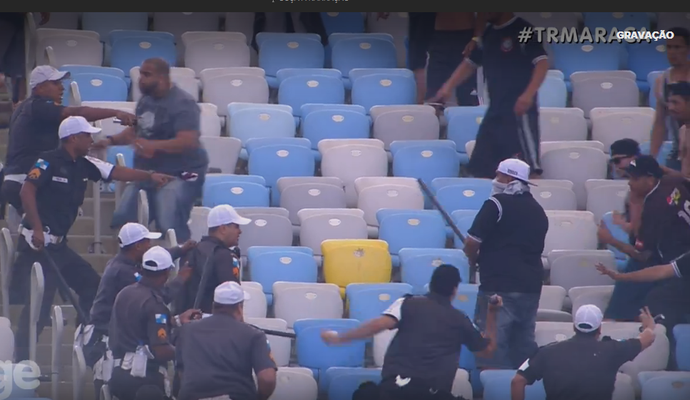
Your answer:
[491,179,507,195]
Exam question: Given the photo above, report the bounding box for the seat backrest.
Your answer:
[280,183,347,225]
[229,108,296,142]
[278,75,345,116]
[237,214,293,255]
[200,137,242,173]
[539,107,588,141]
[373,110,440,149]
[351,73,416,112]
[258,37,325,76]
[572,77,641,118]
[332,37,397,78]
[357,184,425,226]
[299,213,368,255]
[202,74,270,116]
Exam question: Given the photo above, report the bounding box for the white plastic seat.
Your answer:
[201,74,269,117]
[531,186,577,210]
[245,317,291,367]
[541,147,608,209]
[548,250,616,291]
[585,179,629,222]
[568,285,614,315]
[591,109,655,150]
[242,281,268,318]
[320,143,388,207]
[539,107,588,141]
[200,136,242,173]
[273,282,344,328]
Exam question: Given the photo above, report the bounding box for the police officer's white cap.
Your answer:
[141,246,174,272]
[118,223,162,247]
[214,281,250,305]
[574,304,603,333]
[496,158,536,185]
[58,116,101,139]
[29,65,70,89]
[207,204,251,228]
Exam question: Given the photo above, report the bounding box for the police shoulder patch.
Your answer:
[27,168,41,180]
[157,328,167,339]
[154,314,167,324]
[35,158,49,170]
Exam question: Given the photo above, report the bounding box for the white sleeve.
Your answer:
[382,297,405,322]
[84,156,115,180]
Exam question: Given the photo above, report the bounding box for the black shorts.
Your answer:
[467,110,542,179]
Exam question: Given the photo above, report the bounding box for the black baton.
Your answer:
[40,250,89,325]
[193,255,213,310]
[249,325,296,339]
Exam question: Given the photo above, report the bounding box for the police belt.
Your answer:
[114,357,167,376]
[381,375,457,398]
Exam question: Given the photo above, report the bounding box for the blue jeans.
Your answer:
[473,291,540,369]
[110,178,203,242]
[604,258,656,321]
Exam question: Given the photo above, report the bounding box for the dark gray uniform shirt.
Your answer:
[176,314,276,400]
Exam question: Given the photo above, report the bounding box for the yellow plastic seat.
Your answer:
[321,239,393,298]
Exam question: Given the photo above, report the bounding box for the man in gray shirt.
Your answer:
[94,58,209,242]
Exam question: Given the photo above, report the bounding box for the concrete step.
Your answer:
[38,364,74,383]
[36,343,72,367]
[81,197,116,220]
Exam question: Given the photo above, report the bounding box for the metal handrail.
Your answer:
[29,262,44,363]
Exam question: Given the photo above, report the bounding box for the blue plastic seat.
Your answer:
[301,103,367,119]
[647,71,664,108]
[377,210,447,267]
[329,33,394,48]
[247,144,316,206]
[294,319,366,380]
[106,145,134,167]
[674,324,690,371]
[258,37,325,88]
[249,251,318,305]
[204,174,266,189]
[538,75,568,107]
[230,108,296,145]
[256,32,321,47]
[332,38,397,89]
[278,75,345,117]
[276,68,342,85]
[60,65,126,80]
[640,140,673,166]
[399,248,469,294]
[109,30,175,47]
[452,215,478,250]
[348,68,413,84]
[245,137,311,157]
[321,13,366,36]
[628,41,670,92]
[346,283,413,322]
[601,211,630,270]
[247,246,314,261]
[82,12,149,41]
[431,177,492,194]
[302,109,370,161]
[436,183,492,214]
[351,73,416,113]
[481,370,546,400]
[389,140,455,157]
[551,43,622,85]
[582,12,650,31]
[391,142,461,187]
[452,283,479,317]
[111,37,177,78]
[202,181,269,208]
[641,374,690,400]
[63,73,128,103]
[324,367,383,400]
[445,107,488,164]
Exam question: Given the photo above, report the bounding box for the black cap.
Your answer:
[610,138,640,157]
[625,155,663,179]
[668,81,690,97]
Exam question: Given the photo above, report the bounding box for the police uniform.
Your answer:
[108,246,179,400]
[465,16,547,177]
[378,293,490,399]
[1,66,70,214]
[174,205,250,315]
[83,223,186,398]
[516,305,642,400]
[10,119,114,362]
[176,281,277,400]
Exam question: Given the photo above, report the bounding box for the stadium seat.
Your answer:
[259,37,325,88]
[60,65,126,82]
[278,75,345,116]
[601,212,630,269]
[185,38,251,75]
[37,31,104,67]
[541,147,608,209]
[273,282,344,328]
[197,103,222,137]
[321,13,366,36]
[346,283,413,322]
[229,108,296,155]
[249,251,318,305]
[108,30,175,47]
[372,110,440,150]
[628,41,670,92]
[531,186,578,210]
[245,318,292,367]
[539,107,588,142]
[431,177,491,193]
[585,179,628,222]
[539,285,567,310]
[640,140,674,165]
[202,74,270,117]
[641,373,690,400]
[245,137,311,156]
[228,102,291,120]
[551,43,623,86]
[366,12,408,66]
[481,370,547,400]
[582,12,650,31]
[248,144,315,206]
[301,103,367,119]
[572,76,640,118]
[333,38,398,88]
[82,12,149,40]
[241,281,268,318]
[276,68,342,84]
[82,101,136,138]
[535,321,576,346]
[391,142,460,189]
[237,214,293,255]
[377,210,447,267]
[294,319,365,379]
[200,136,242,173]
[324,367,382,400]
[543,211,599,254]
[297,208,368,253]
[538,75,568,107]
[280,183,348,225]
[152,12,220,45]
[648,71,664,108]
[674,325,690,371]
[111,37,177,78]
[302,109,370,161]
[322,239,393,297]
[268,367,318,400]
[549,250,616,291]
[202,181,270,208]
[591,108,655,150]
[398,248,469,294]
[445,106,487,163]
[569,286,614,316]
[358,185,425,230]
[351,73,416,112]
[64,73,128,104]
[435,183,491,213]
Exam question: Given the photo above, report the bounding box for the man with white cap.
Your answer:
[1,65,135,217]
[10,116,173,362]
[85,223,196,399]
[463,158,548,370]
[176,281,277,400]
[511,305,656,400]
[174,204,251,315]
[109,246,201,400]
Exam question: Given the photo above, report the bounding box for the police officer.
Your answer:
[174,204,250,315]
[176,281,277,400]
[11,116,172,362]
[511,305,656,400]
[84,223,196,399]
[108,246,200,400]
[463,158,548,370]
[322,265,502,400]
[1,65,135,217]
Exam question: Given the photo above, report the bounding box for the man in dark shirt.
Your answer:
[109,246,199,400]
[464,158,548,370]
[2,65,135,217]
[432,12,549,178]
[175,204,249,315]
[511,305,655,400]
[10,116,171,362]
[95,58,209,242]
[176,281,277,400]
[322,265,502,400]
[664,81,690,177]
